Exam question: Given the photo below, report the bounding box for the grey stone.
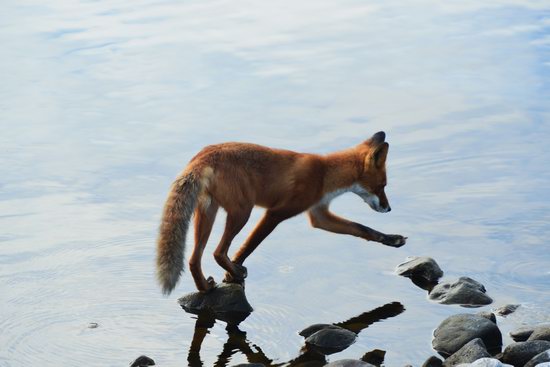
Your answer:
[422,355,443,367]
[432,314,502,357]
[429,277,493,307]
[524,350,550,367]
[396,256,444,282]
[456,358,512,367]
[500,340,550,367]
[510,326,536,342]
[477,312,497,323]
[130,355,155,367]
[325,360,375,367]
[494,305,520,317]
[443,339,491,367]
[528,325,550,342]
[303,325,357,355]
[299,324,343,338]
[178,283,252,324]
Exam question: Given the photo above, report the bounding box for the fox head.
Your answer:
[352,131,391,213]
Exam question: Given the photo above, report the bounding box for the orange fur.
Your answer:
[156,131,406,294]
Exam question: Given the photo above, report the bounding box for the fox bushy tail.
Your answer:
[156,172,201,295]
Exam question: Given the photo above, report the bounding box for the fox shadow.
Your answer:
[184,301,405,367]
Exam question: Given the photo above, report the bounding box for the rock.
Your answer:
[361,349,385,366]
[130,355,155,367]
[443,339,491,366]
[527,325,550,342]
[325,360,375,367]
[178,283,252,324]
[429,277,493,307]
[88,322,99,329]
[396,256,444,283]
[500,340,550,367]
[524,350,550,367]
[456,358,513,367]
[494,305,520,317]
[301,324,357,355]
[432,314,502,357]
[422,355,443,367]
[478,312,497,323]
[510,326,536,342]
[299,324,343,338]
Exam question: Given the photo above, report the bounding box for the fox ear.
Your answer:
[367,131,386,145]
[373,142,389,168]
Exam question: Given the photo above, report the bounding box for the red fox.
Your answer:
[157,131,406,294]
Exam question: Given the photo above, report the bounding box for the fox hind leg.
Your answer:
[213,206,253,284]
[189,199,219,293]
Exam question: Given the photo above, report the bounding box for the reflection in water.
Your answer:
[186,302,404,366]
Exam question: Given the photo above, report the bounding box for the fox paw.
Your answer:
[199,276,217,294]
[223,263,248,284]
[381,234,407,248]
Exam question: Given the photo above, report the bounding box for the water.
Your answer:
[1,0,549,366]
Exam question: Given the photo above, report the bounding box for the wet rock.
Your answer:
[456,358,512,367]
[361,349,385,366]
[396,256,444,283]
[477,312,497,323]
[429,277,493,307]
[500,340,550,367]
[299,324,343,338]
[130,355,155,367]
[510,326,536,342]
[524,350,550,367]
[432,314,502,357]
[325,360,376,367]
[443,339,491,366]
[300,324,357,355]
[178,283,252,324]
[494,305,520,317]
[527,325,550,342]
[422,355,443,367]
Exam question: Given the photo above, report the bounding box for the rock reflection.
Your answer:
[184,301,404,367]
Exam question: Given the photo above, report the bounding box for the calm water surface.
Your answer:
[1,1,549,366]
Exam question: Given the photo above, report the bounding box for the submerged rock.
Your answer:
[443,339,491,367]
[325,360,376,367]
[129,355,155,367]
[494,304,520,317]
[510,326,536,342]
[429,277,493,307]
[432,314,502,357]
[527,325,550,342]
[178,283,252,324]
[396,256,444,284]
[300,324,357,355]
[500,340,550,367]
[524,350,550,367]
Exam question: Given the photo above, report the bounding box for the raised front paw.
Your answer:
[381,234,407,248]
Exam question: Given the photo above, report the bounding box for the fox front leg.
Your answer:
[308,206,407,248]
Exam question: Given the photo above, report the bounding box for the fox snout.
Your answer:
[351,184,391,213]
[365,194,391,213]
